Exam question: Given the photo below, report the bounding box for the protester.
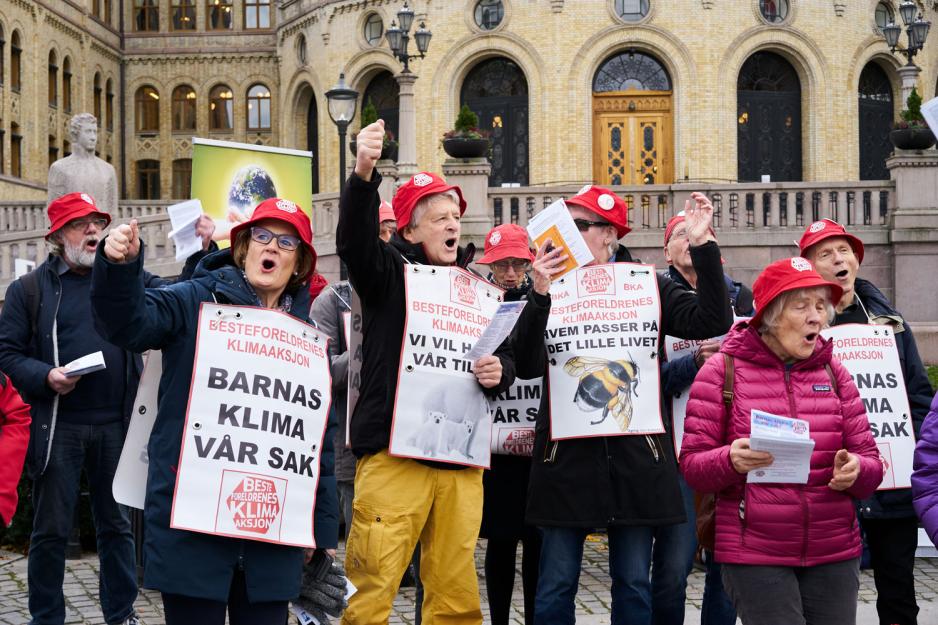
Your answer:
[800,219,931,625]
[0,192,211,625]
[657,213,753,625]
[378,200,396,242]
[476,224,541,625]
[512,186,732,625]
[681,256,883,625]
[89,198,340,625]
[913,395,938,547]
[0,373,30,527]
[336,120,515,624]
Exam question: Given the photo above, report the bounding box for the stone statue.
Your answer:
[47,113,118,214]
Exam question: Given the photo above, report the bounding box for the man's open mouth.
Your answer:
[444,238,457,251]
[835,269,849,279]
[84,238,99,250]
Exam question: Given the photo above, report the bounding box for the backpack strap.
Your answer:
[721,352,735,408]
[824,363,838,394]
[20,268,41,341]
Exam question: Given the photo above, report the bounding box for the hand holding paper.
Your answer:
[526,200,594,281]
[531,240,568,296]
[167,200,208,261]
[747,410,815,484]
[64,351,107,377]
[729,437,774,474]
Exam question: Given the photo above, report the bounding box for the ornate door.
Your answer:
[592,95,672,185]
[858,62,894,181]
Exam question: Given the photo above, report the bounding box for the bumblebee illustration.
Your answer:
[563,356,640,432]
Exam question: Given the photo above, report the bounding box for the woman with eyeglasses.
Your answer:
[89,198,340,625]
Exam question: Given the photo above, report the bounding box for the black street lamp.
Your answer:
[386,2,432,73]
[883,1,931,67]
[325,73,359,193]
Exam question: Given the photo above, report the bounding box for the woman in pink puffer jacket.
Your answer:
[681,257,883,625]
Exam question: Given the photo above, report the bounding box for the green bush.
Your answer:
[361,100,378,127]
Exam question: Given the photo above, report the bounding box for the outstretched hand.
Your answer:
[354,120,385,182]
[104,219,141,263]
[828,449,860,491]
[683,192,716,247]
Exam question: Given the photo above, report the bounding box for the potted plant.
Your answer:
[441,104,491,159]
[350,100,399,161]
[890,87,936,151]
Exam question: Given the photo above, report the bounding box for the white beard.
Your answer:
[63,238,97,268]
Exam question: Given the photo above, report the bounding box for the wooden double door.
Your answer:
[592,92,673,186]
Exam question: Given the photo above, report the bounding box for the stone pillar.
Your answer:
[375,160,399,201]
[896,65,920,106]
[442,158,493,252]
[395,71,418,181]
[886,151,938,359]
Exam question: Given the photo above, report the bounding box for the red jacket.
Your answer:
[0,374,30,526]
[680,323,882,567]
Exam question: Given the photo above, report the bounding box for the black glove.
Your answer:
[294,553,348,623]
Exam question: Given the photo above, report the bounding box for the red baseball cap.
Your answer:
[392,172,466,232]
[477,224,535,265]
[751,257,844,327]
[798,219,865,264]
[664,211,717,246]
[46,192,111,240]
[230,197,317,280]
[565,185,631,239]
[378,200,396,223]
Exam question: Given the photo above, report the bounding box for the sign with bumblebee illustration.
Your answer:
[390,266,505,468]
[489,377,543,456]
[545,263,663,440]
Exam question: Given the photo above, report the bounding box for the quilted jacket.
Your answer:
[680,322,882,567]
[912,392,938,546]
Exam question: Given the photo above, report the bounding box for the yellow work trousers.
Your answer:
[342,450,484,625]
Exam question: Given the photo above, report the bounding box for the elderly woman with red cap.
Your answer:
[336,121,515,624]
[89,199,341,625]
[680,257,883,625]
[512,188,732,624]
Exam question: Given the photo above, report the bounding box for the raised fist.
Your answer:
[354,120,385,182]
[104,219,141,263]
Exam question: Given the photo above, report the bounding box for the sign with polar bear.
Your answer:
[390,266,505,468]
[171,304,332,547]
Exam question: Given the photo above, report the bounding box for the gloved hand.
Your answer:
[294,555,348,623]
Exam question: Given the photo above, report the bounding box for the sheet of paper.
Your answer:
[747,409,815,484]
[464,300,526,361]
[526,200,594,280]
[167,199,205,261]
[64,351,106,377]
[922,96,938,135]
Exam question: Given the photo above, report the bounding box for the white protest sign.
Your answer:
[346,291,363,449]
[14,258,36,279]
[664,336,711,457]
[489,377,542,455]
[822,323,914,490]
[922,96,938,135]
[171,304,332,547]
[389,266,503,468]
[113,351,162,509]
[545,263,663,439]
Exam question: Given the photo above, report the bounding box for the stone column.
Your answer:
[395,71,419,181]
[896,65,920,105]
[886,151,938,359]
[442,158,493,252]
[375,160,399,201]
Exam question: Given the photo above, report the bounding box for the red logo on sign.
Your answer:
[503,428,535,456]
[578,267,614,295]
[225,476,282,535]
[451,273,479,308]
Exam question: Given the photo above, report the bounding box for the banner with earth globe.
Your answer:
[191,138,313,245]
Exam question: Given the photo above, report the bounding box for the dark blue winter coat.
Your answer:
[90,242,338,603]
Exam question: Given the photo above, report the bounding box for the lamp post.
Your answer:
[883,1,931,102]
[385,2,432,179]
[325,73,359,193]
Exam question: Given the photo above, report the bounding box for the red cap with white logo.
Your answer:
[229,197,317,279]
[477,224,535,264]
[392,172,466,232]
[751,257,843,327]
[798,219,865,264]
[564,185,631,239]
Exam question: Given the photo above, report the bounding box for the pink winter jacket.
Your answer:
[680,323,883,567]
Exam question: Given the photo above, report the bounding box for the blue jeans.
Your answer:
[650,475,697,625]
[28,421,137,625]
[701,555,737,625]
[535,525,656,625]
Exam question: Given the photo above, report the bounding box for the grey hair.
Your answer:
[47,231,64,257]
[68,113,98,140]
[757,286,836,334]
[407,189,461,230]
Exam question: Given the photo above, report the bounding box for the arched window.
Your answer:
[361,71,400,139]
[207,0,233,29]
[11,31,22,93]
[461,57,529,186]
[135,0,160,31]
[209,85,234,130]
[11,123,22,178]
[94,73,103,122]
[245,0,271,29]
[137,159,161,199]
[106,79,114,130]
[173,85,197,132]
[172,158,192,198]
[737,51,802,182]
[48,51,58,107]
[593,50,671,92]
[247,84,271,130]
[63,57,72,113]
[135,85,160,133]
[858,62,894,181]
[0,26,5,87]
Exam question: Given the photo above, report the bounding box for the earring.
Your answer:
[293,271,299,276]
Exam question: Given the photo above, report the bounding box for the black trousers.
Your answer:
[161,571,289,625]
[863,516,919,625]
[484,526,543,625]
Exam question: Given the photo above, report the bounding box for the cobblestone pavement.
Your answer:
[3,535,938,624]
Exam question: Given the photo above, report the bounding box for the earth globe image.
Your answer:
[227,165,276,220]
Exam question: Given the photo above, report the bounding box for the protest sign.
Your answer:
[346,291,363,449]
[822,323,914,489]
[113,351,162,509]
[663,336,711,456]
[545,263,663,439]
[390,266,504,468]
[171,304,331,547]
[489,377,542,456]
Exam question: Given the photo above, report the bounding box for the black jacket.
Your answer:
[336,172,516,458]
[513,243,732,527]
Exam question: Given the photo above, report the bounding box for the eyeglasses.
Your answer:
[250,226,301,251]
[66,217,108,231]
[490,259,531,271]
[573,218,610,232]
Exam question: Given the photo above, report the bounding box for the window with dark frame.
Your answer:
[614,0,650,22]
[207,0,233,30]
[247,84,271,130]
[49,135,59,168]
[245,0,271,29]
[94,74,103,122]
[173,85,197,131]
[474,0,504,30]
[759,0,789,23]
[137,159,161,199]
[0,128,4,175]
[106,79,114,130]
[11,31,22,93]
[172,158,192,198]
[210,85,234,130]
[11,123,22,178]
[135,85,160,133]
[48,51,58,108]
[104,0,112,24]
[363,13,384,45]
[875,1,895,30]
[0,26,5,87]
[135,0,160,31]
[172,0,196,30]
[63,58,72,113]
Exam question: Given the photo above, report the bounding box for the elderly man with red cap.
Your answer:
[336,121,516,624]
[512,187,733,624]
[799,219,931,625]
[0,193,214,625]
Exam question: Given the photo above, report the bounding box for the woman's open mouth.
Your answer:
[804,332,818,344]
[261,258,277,272]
